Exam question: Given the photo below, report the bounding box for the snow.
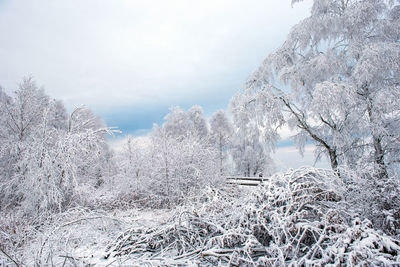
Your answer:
[1,1,400,266]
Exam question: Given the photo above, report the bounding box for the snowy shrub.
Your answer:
[110,120,221,209]
[0,79,115,217]
[148,133,220,207]
[342,167,400,238]
[106,167,400,266]
[0,211,37,266]
[18,207,130,266]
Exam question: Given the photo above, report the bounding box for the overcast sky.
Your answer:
[0,0,312,131]
[0,0,327,170]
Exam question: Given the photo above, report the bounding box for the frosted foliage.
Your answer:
[147,125,219,206]
[0,88,12,177]
[209,110,233,175]
[110,107,219,208]
[162,106,192,140]
[230,93,277,176]
[232,0,400,174]
[113,136,150,194]
[188,105,209,139]
[2,2,400,264]
[20,110,110,214]
[163,105,209,141]
[4,77,49,142]
[210,110,232,139]
[106,168,400,266]
[341,167,400,237]
[0,78,114,215]
[68,106,106,133]
[49,100,68,130]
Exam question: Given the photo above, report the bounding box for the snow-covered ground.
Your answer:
[20,208,173,266]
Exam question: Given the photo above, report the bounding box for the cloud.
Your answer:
[0,1,311,101]
[0,0,312,134]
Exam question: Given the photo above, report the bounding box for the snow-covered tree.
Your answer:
[0,78,115,215]
[149,122,218,205]
[116,136,150,192]
[232,0,400,177]
[162,106,192,140]
[3,77,50,143]
[188,105,209,139]
[0,87,13,141]
[0,88,16,208]
[49,99,68,130]
[230,100,275,177]
[162,105,209,141]
[0,78,51,209]
[67,106,113,187]
[119,105,218,207]
[209,110,233,176]
[111,103,220,208]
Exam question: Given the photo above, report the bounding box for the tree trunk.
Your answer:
[365,89,388,178]
[282,98,340,175]
[372,135,388,178]
[328,148,339,172]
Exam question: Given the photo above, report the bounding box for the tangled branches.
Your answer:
[106,168,400,266]
[11,207,131,266]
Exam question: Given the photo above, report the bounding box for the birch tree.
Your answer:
[209,110,233,176]
[188,105,209,140]
[232,0,400,177]
[147,107,219,207]
[230,99,275,177]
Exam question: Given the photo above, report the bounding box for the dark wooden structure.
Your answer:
[225,176,268,186]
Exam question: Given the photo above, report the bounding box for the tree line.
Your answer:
[0,79,276,213]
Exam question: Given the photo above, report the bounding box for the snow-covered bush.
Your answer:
[106,168,400,266]
[149,131,220,206]
[110,132,221,209]
[0,79,115,216]
[342,167,400,238]
[1,207,130,266]
[110,106,222,209]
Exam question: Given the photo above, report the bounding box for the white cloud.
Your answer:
[0,0,312,114]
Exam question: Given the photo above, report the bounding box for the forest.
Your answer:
[1,0,400,266]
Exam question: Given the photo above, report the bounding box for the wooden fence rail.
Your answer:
[225,176,268,186]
